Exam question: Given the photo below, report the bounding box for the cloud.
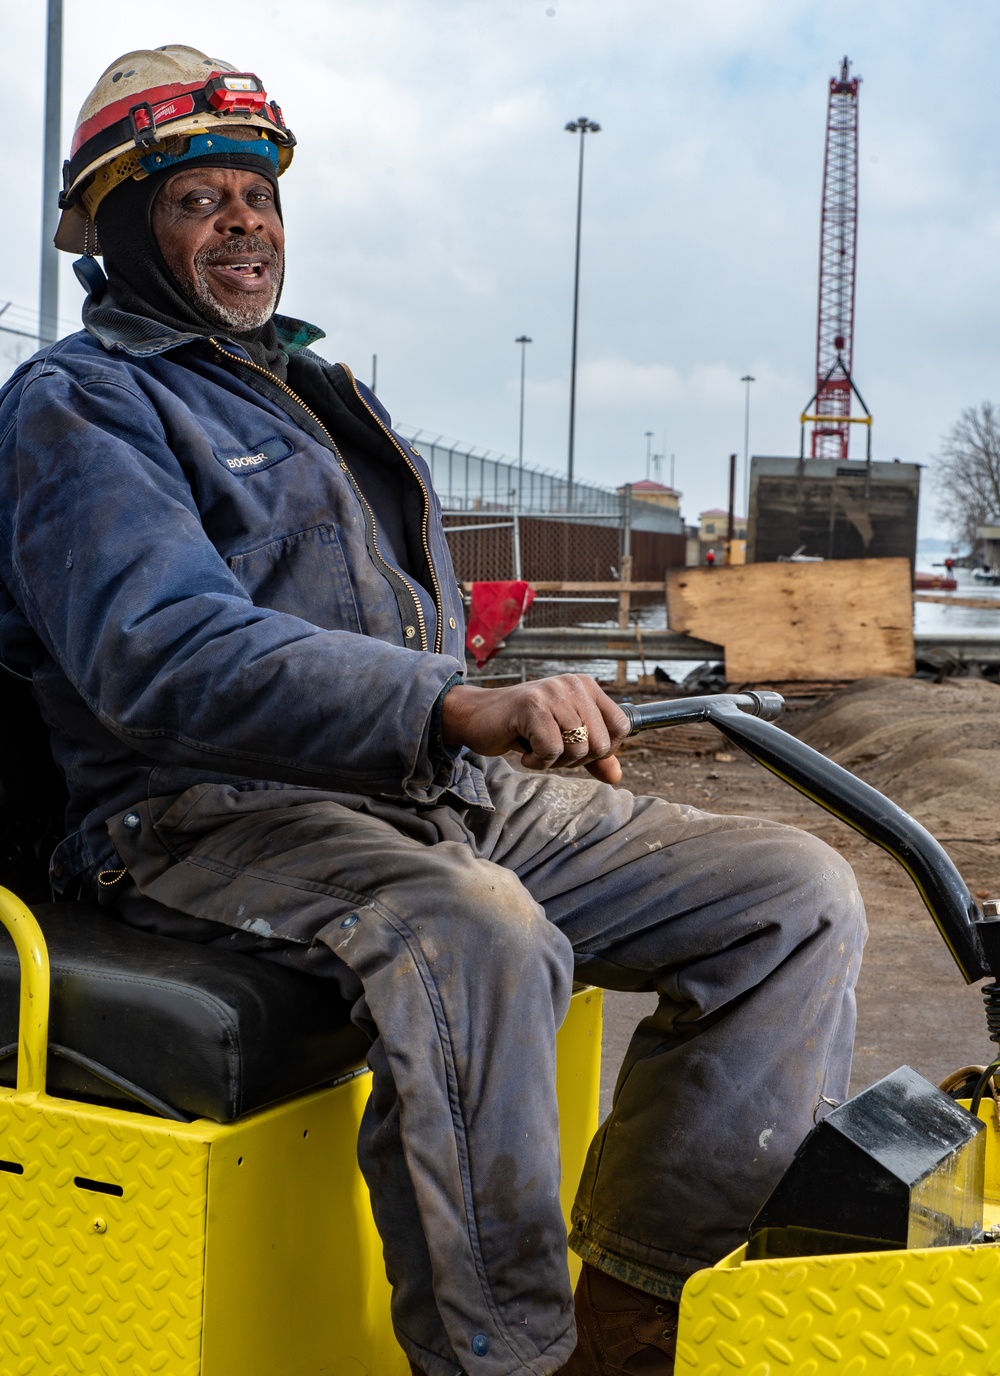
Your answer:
[5,0,1000,531]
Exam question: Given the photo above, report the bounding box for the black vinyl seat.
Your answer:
[0,670,369,1122]
[0,904,370,1121]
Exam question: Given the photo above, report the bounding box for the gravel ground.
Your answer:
[598,676,999,1120]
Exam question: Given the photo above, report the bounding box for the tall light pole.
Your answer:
[515,335,532,505]
[644,430,653,480]
[564,116,600,509]
[740,373,755,523]
[39,0,63,344]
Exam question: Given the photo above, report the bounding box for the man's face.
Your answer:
[151,166,285,331]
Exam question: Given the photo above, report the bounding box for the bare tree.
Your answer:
[935,402,1000,548]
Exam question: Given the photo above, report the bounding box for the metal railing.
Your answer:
[0,325,44,381]
[0,339,679,532]
[396,427,624,516]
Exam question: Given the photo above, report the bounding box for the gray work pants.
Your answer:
[107,757,866,1376]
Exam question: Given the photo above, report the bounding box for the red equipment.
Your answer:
[810,58,862,460]
[205,73,269,115]
[465,581,536,667]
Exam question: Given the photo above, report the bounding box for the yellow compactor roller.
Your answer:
[0,682,998,1374]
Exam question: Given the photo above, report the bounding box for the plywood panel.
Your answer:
[666,558,914,681]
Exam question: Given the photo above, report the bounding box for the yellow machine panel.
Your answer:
[0,891,603,1376]
[676,1100,1000,1374]
[0,1094,210,1375]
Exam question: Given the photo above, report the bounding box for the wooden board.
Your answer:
[461,581,666,593]
[913,594,1000,610]
[666,559,915,682]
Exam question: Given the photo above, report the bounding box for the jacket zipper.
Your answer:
[209,339,431,653]
[342,363,445,656]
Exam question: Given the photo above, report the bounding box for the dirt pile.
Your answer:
[600,675,1000,1109]
[789,677,1000,892]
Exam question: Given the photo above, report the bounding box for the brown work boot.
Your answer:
[560,1263,678,1374]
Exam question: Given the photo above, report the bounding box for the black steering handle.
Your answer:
[621,693,989,984]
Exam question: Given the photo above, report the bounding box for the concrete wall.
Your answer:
[747,456,920,566]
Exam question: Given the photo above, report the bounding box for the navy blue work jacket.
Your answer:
[0,305,485,887]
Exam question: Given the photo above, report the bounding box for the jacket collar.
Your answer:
[82,293,325,360]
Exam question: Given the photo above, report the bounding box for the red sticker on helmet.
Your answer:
[152,93,195,125]
[70,80,206,156]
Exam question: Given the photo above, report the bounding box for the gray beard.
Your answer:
[189,239,282,331]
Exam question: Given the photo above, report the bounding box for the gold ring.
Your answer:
[561,724,589,745]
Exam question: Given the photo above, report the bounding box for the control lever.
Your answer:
[621,693,989,983]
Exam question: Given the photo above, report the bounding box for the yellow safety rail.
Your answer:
[799,412,873,425]
[0,885,49,1096]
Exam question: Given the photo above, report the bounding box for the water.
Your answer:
[482,602,706,687]
[913,566,1000,637]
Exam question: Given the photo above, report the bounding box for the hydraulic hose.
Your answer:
[620,693,989,984]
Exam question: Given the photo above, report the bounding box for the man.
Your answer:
[0,46,865,1376]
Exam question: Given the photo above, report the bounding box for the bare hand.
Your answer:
[440,675,630,784]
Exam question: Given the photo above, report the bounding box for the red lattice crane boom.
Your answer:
[807,57,868,461]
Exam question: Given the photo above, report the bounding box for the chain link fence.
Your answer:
[0,327,43,381]
[397,428,626,517]
[419,433,686,631]
[442,513,686,628]
[442,514,618,626]
[0,337,685,633]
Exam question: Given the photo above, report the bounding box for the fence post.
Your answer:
[617,484,633,688]
[616,554,633,688]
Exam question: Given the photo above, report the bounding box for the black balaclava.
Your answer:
[94,152,288,378]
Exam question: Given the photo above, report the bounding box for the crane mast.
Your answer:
[811,57,861,460]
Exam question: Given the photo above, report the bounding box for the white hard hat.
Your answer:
[57,44,295,254]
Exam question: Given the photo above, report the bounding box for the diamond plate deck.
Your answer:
[678,1101,1000,1374]
[678,1243,1000,1374]
[0,1095,208,1376]
[0,987,603,1375]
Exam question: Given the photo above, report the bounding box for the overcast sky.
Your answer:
[4,0,1000,535]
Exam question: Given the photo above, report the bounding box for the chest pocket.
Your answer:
[227,524,362,633]
[215,436,293,476]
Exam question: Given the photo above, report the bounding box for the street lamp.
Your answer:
[565,116,601,509]
[644,430,654,481]
[740,374,755,525]
[39,0,63,344]
[515,335,532,505]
